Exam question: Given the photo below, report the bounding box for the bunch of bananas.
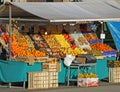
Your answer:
[78,72,98,78]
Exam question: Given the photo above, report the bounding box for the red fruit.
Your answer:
[68,37,74,42]
[64,34,69,39]
[71,45,76,49]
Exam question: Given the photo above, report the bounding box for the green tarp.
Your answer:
[0,60,42,82]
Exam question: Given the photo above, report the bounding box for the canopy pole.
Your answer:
[100,21,104,43]
[8,3,12,88]
[9,3,12,61]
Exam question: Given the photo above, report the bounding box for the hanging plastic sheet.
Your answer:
[107,22,120,50]
[0,60,42,82]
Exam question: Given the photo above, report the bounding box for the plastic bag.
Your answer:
[64,54,75,66]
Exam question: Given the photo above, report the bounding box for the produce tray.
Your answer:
[83,33,98,41]
[70,33,91,50]
[94,55,106,60]
[42,35,61,48]
[88,40,102,44]
[103,50,116,57]
[35,56,49,62]
[31,34,49,48]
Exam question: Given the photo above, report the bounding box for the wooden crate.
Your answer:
[35,56,49,63]
[15,56,35,65]
[28,71,58,89]
[28,72,49,89]
[63,0,70,2]
[23,23,29,32]
[34,24,39,33]
[57,24,63,34]
[27,0,46,2]
[49,83,58,88]
[49,72,58,88]
[50,25,58,34]
[4,0,27,2]
[53,0,62,2]
[95,55,106,60]
[42,63,61,72]
[109,67,120,83]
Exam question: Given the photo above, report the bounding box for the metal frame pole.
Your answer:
[101,21,104,43]
[9,2,12,61]
[9,2,12,88]
[67,66,70,86]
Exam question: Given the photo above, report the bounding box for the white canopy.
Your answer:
[0,0,120,22]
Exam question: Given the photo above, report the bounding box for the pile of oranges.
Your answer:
[11,34,46,57]
[90,43,114,52]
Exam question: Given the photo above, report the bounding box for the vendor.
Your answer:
[0,43,8,60]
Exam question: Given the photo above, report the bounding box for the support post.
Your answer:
[9,2,12,61]
[8,83,11,88]
[9,3,12,88]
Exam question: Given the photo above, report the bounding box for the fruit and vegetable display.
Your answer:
[1,33,9,43]
[12,33,46,57]
[83,32,102,44]
[64,34,74,42]
[78,72,98,78]
[90,43,114,52]
[78,72,99,87]
[107,60,120,67]
[54,34,70,48]
[71,33,91,50]
[77,37,89,45]
[30,34,49,48]
[54,34,86,56]
[43,35,60,48]
[23,34,34,48]
[63,34,77,49]
[42,34,87,57]
[83,33,98,41]
[90,43,116,57]
[60,47,87,56]
[0,37,8,48]
[0,23,117,64]
[91,49,103,56]
[42,35,62,58]
[82,30,116,57]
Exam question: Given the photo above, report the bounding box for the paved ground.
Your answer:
[0,85,120,92]
[0,81,120,92]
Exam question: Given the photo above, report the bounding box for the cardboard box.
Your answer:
[75,57,86,64]
[78,78,99,87]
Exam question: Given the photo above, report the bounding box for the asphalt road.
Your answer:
[0,83,120,92]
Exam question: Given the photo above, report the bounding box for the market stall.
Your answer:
[0,0,120,89]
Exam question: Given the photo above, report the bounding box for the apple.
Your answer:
[71,45,76,49]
